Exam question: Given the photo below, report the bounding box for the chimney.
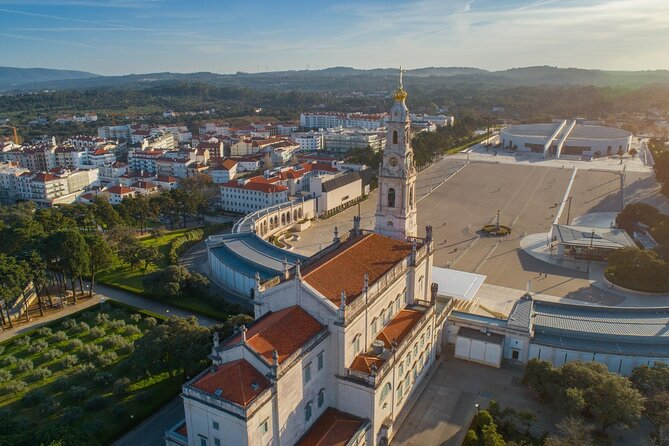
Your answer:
[282,257,289,280]
[353,215,361,235]
[240,325,248,343]
[333,226,340,244]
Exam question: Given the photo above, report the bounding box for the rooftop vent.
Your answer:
[214,388,223,396]
[250,381,260,391]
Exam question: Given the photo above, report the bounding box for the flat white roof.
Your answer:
[432,267,486,301]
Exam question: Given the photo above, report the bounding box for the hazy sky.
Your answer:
[1,0,668,75]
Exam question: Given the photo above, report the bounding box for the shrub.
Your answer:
[0,345,4,355]
[62,318,78,330]
[66,385,89,402]
[118,341,135,355]
[52,330,69,342]
[130,314,142,323]
[14,336,30,348]
[84,395,109,412]
[0,369,12,383]
[78,344,103,360]
[93,371,114,387]
[54,377,72,391]
[27,339,49,354]
[144,317,158,328]
[77,321,90,333]
[74,362,97,377]
[16,358,34,373]
[3,380,27,394]
[2,355,17,367]
[167,228,204,264]
[62,406,84,423]
[89,326,106,338]
[95,313,110,325]
[29,367,52,382]
[124,324,142,336]
[109,319,126,330]
[67,339,84,351]
[97,351,118,367]
[113,377,131,397]
[60,354,79,369]
[22,388,47,406]
[136,390,151,404]
[36,327,52,337]
[38,396,60,414]
[101,334,125,349]
[42,348,63,361]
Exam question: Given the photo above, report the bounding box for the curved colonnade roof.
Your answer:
[209,232,307,281]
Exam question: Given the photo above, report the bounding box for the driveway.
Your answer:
[112,397,184,446]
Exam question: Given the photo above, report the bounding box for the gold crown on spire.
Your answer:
[394,66,407,101]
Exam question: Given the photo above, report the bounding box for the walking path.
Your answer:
[0,284,221,342]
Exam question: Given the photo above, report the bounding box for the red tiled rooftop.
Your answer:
[376,309,424,348]
[349,308,425,374]
[191,359,270,407]
[225,306,324,364]
[107,185,135,195]
[296,408,366,446]
[221,179,288,194]
[302,233,413,305]
[175,422,187,437]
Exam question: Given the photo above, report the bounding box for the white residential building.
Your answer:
[127,150,165,173]
[98,125,131,140]
[0,162,30,203]
[324,128,385,153]
[292,132,324,151]
[220,177,289,213]
[210,159,238,184]
[300,112,387,130]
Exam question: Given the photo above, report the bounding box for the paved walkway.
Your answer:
[112,397,184,446]
[0,284,221,342]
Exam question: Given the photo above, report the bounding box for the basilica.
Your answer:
[166,72,448,446]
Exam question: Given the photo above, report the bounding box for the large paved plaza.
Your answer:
[289,155,662,305]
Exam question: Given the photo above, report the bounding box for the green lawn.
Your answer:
[0,302,179,445]
[97,228,231,320]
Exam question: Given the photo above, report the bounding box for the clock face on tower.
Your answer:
[389,157,399,167]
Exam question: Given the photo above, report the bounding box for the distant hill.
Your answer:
[0,67,100,89]
[2,65,669,93]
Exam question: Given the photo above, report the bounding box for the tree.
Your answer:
[616,203,665,234]
[544,417,592,446]
[132,316,210,379]
[605,247,669,293]
[85,234,114,297]
[47,229,90,302]
[138,245,160,271]
[654,152,669,198]
[632,363,669,428]
[522,359,561,403]
[586,373,645,432]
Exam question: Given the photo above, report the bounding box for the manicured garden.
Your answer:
[97,227,237,320]
[0,302,179,445]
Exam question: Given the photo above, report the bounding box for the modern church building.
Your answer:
[166,72,450,446]
[500,120,632,159]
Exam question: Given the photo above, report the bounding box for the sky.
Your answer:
[1,0,668,75]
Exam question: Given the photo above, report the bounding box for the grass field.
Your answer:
[97,228,230,320]
[0,302,180,445]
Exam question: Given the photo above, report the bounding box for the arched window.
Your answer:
[353,333,361,353]
[387,188,395,208]
[392,131,398,144]
[380,382,392,402]
[305,402,312,422]
[380,309,386,325]
[318,388,325,408]
[409,187,414,208]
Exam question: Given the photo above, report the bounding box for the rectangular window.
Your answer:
[260,418,269,435]
[353,336,360,353]
[317,351,324,371]
[212,421,219,431]
[304,363,311,383]
[200,439,207,446]
[214,439,221,446]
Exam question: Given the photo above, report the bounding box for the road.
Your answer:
[0,283,221,342]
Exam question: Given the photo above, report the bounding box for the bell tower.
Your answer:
[374,67,417,240]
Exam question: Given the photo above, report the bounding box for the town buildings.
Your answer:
[323,128,385,153]
[300,112,387,130]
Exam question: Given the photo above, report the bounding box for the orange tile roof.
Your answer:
[376,309,423,348]
[302,233,413,306]
[349,354,385,374]
[225,306,324,364]
[107,185,135,195]
[296,408,366,446]
[349,308,425,374]
[221,179,288,194]
[176,422,187,437]
[192,359,270,407]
